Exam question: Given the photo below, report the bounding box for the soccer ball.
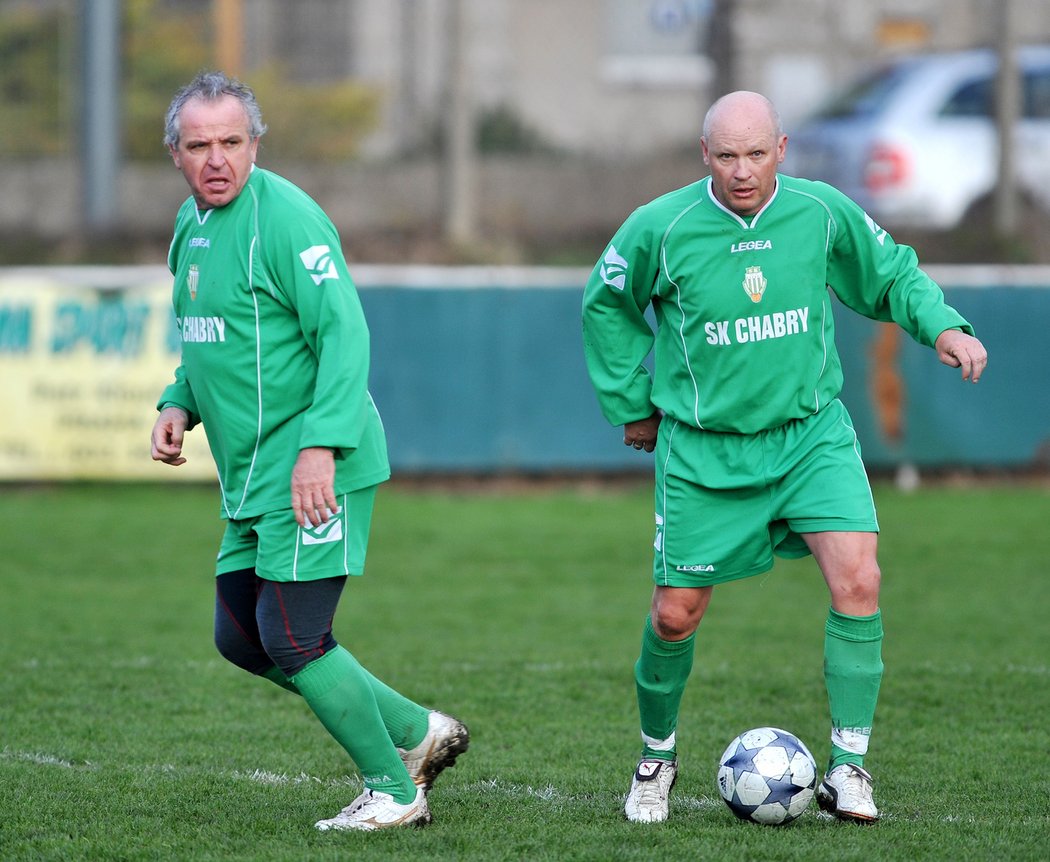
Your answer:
[716,727,817,825]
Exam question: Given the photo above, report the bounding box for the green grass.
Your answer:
[1,481,1048,861]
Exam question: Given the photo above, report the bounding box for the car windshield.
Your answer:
[810,64,911,120]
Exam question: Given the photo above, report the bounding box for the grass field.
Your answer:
[1,480,1048,861]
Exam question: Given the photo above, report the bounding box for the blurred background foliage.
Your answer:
[0,4,70,156]
[123,0,209,159]
[0,0,379,161]
[246,66,379,162]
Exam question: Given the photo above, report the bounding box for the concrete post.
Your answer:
[80,0,121,233]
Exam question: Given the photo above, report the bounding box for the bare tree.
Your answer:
[443,0,477,246]
[705,0,736,100]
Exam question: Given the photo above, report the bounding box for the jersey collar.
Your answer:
[192,163,260,224]
[704,175,780,230]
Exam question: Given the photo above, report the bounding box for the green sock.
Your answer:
[259,664,428,749]
[824,608,884,771]
[634,615,695,761]
[260,665,299,694]
[360,668,430,750]
[291,647,417,803]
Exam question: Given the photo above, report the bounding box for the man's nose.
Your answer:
[206,143,226,165]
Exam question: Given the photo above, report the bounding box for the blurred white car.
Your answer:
[784,45,1050,230]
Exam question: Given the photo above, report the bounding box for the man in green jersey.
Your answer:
[150,71,468,832]
[582,91,987,824]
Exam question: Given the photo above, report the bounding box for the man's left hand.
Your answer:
[935,329,988,383]
[291,447,338,528]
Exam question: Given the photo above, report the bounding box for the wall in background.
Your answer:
[1,264,1046,482]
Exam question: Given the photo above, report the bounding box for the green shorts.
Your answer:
[653,400,878,587]
[216,486,378,582]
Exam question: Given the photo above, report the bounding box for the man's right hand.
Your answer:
[151,406,190,466]
[624,412,661,453]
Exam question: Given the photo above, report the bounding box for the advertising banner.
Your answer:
[0,267,216,481]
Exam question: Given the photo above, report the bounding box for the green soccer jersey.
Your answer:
[159,166,389,519]
[582,174,974,434]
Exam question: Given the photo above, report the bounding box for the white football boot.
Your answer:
[399,710,470,791]
[315,786,431,831]
[624,758,678,823]
[816,764,880,822]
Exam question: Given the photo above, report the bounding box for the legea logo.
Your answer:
[298,245,339,285]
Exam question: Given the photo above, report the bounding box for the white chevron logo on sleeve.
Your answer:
[600,245,629,290]
[298,245,339,285]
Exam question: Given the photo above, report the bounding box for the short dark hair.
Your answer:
[164,70,267,148]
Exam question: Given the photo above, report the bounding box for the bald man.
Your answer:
[582,91,986,824]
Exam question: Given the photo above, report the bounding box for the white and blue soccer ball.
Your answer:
[717,726,818,825]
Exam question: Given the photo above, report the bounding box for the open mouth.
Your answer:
[204,176,231,192]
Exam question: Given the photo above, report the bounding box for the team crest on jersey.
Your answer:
[742,265,767,303]
[187,264,199,300]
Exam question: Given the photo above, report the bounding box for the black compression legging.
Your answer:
[214,568,347,679]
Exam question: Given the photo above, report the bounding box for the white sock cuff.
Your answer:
[641,731,676,752]
[831,727,871,755]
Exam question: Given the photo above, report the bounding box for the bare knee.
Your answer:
[828,559,881,616]
[805,532,881,616]
[650,586,712,640]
